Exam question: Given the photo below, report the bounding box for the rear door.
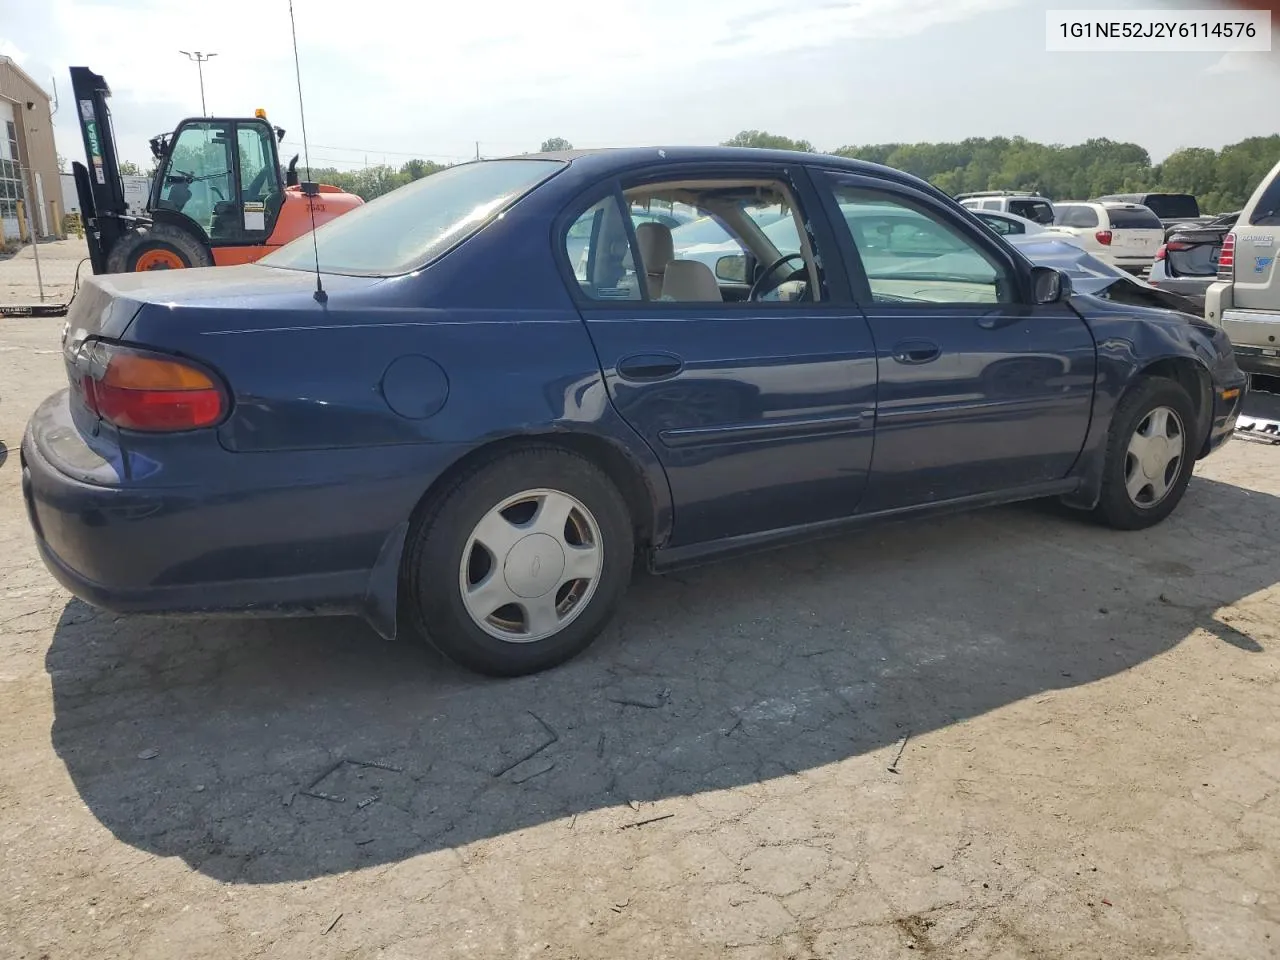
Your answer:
[1105,204,1163,263]
[562,163,879,548]
[812,170,1097,512]
[1231,160,1280,311]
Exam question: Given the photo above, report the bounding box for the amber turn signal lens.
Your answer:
[78,345,226,432]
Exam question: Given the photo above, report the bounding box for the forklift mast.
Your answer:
[69,67,134,275]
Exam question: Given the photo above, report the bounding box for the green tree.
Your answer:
[118,160,143,176]
[540,137,573,152]
[721,130,814,152]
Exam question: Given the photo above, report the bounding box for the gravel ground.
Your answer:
[1,310,1279,959]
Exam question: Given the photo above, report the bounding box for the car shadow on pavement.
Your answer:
[45,474,1278,884]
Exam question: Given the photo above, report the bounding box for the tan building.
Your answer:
[0,55,63,242]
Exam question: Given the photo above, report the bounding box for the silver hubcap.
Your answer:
[459,488,603,643]
[1124,405,1184,508]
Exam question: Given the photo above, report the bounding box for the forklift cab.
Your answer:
[150,116,285,246]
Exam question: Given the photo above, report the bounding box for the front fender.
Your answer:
[1061,296,1224,510]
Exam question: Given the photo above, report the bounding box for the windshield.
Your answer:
[262,159,564,276]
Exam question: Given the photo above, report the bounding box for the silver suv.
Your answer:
[1204,158,1280,376]
[956,191,1055,225]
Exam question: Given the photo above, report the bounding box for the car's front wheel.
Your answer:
[1094,376,1198,530]
[404,446,634,676]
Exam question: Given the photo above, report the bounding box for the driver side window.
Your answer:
[158,121,232,238]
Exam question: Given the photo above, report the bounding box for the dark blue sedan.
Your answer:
[21,147,1247,676]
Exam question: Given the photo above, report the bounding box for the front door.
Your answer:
[564,166,877,547]
[813,171,1097,513]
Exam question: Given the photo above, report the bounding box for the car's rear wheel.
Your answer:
[404,446,634,676]
[1093,376,1197,530]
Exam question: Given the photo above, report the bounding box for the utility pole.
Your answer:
[178,51,217,115]
[475,141,480,161]
[20,103,44,301]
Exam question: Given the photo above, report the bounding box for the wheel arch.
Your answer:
[1134,355,1213,451]
[408,430,663,551]
[148,208,214,250]
[1061,349,1214,512]
[360,428,669,640]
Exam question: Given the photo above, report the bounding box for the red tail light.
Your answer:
[1218,232,1235,280]
[77,343,226,432]
[1095,230,1113,246]
[1166,240,1192,251]
[1155,244,1167,261]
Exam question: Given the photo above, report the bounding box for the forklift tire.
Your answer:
[107,224,214,273]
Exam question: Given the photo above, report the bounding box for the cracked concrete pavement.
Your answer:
[1,314,1279,959]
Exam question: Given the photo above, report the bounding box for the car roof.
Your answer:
[513,145,928,186]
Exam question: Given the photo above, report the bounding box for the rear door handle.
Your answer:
[890,339,940,365]
[617,353,684,382]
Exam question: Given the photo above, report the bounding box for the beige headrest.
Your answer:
[662,260,723,302]
[634,221,674,278]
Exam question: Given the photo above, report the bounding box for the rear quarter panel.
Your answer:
[117,181,674,537]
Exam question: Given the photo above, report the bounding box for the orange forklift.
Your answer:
[70,66,362,274]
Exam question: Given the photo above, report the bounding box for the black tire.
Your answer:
[106,223,213,273]
[1093,376,1198,530]
[403,446,634,677]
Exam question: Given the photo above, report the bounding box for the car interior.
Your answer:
[569,179,822,304]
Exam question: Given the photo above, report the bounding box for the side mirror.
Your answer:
[715,254,748,284]
[1031,265,1071,304]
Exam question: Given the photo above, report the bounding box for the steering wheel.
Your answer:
[749,252,808,301]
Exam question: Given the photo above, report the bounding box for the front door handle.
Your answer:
[891,339,941,365]
[617,352,684,382]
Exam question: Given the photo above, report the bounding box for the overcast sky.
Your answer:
[1,0,1275,172]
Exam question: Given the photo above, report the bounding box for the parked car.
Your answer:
[1147,212,1240,309]
[22,147,1246,677]
[969,209,1053,238]
[1205,157,1280,376]
[1050,201,1164,274]
[956,191,1055,225]
[1094,192,1206,238]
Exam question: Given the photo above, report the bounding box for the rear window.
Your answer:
[1143,195,1199,220]
[262,158,565,276]
[1107,206,1163,229]
[1008,199,1054,224]
[1055,204,1099,228]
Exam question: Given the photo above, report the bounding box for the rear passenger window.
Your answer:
[982,200,1001,210]
[1107,207,1163,229]
[1056,205,1099,228]
[564,196,641,300]
[1250,171,1280,226]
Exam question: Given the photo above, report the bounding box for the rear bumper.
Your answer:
[20,390,455,635]
[1220,310,1280,376]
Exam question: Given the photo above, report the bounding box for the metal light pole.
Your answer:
[178,51,217,115]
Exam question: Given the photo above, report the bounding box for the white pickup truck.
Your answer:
[1205,158,1280,376]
